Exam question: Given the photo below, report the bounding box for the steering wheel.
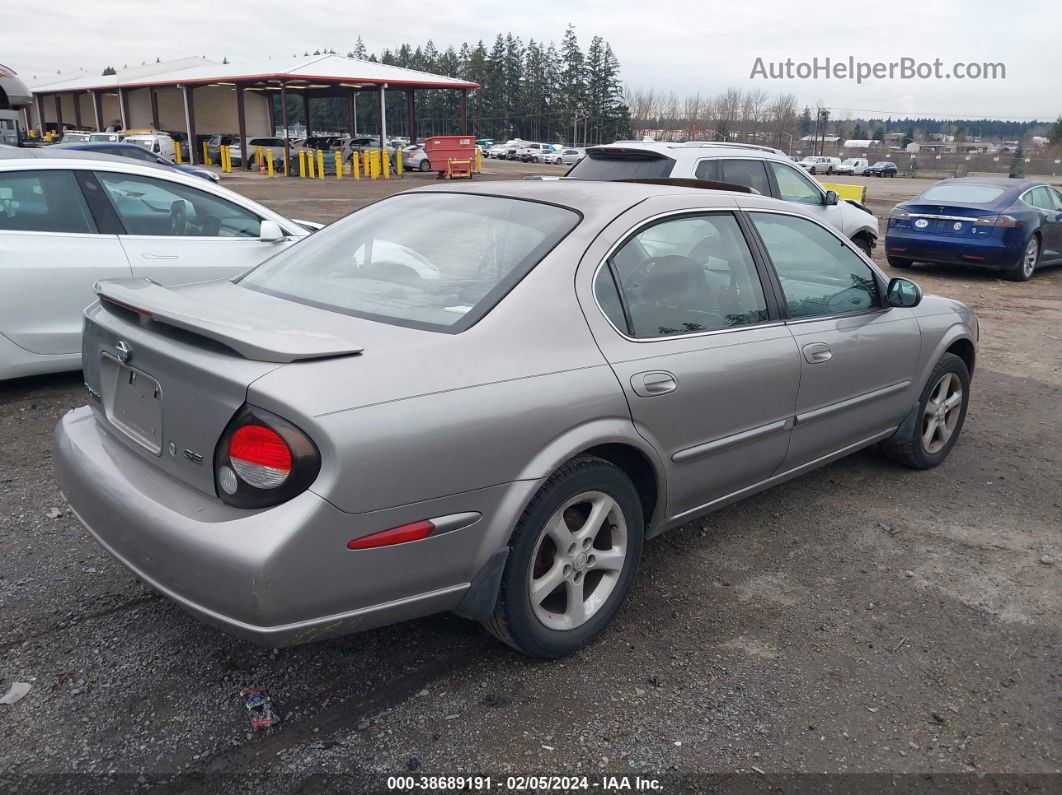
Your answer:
[168,201,187,236]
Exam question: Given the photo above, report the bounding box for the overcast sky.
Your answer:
[6,0,1058,121]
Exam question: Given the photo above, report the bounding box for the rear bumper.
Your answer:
[885,230,1020,269]
[54,406,527,646]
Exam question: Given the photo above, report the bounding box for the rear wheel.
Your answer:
[887,255,913,269]
[827,166,834,175]
[880,353,970,469]
[484,456,644,659]
[1006,235,1040,281]
[418,160,431,172]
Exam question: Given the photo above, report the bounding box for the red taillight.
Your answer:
[215,405,320,508]
[100,294,153,318]
[229,425,292,488]
[974,214,1023,228]
[347,520,436,550]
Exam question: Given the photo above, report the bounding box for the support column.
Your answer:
[91,90,104,130]
[150,87,160,130]
[235,82,248,169]
[460,88,468,135]
[73,93,83,129]
[346,92,356,136]
[34,94,46,135]
[379,84,387,160]
[181,85,197,165]
[54,94,64,133]
[280,82,291,176]
[266,86,276,135]
[117,87,129,130]
[303,93,313,138]
[406,90,416,144]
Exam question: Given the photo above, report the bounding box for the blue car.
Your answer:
[886,177,1062,281]
[50,142,219,184]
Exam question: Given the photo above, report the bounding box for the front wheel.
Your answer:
[880,353,970,469]
[484,456,644,658]
[853,235,873,258]
[1006,235,1040,282]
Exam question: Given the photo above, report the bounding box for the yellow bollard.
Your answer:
[476,147,482,173]
[382,149,390,180]
[352,151,360,180]
[202,141,210,165]
[308,150,316,179]
[317,150,325,181]
[335,150,342,181]
[267,150,275,178]
[256,146,263,172]
[283,148,289,177]
[298,151,306,178]
[174,143,183,165]
[363,150,370,179]
[396,147,403,177]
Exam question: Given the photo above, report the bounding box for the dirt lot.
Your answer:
[1,161,1059,792]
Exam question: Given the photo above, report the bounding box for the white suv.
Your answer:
[797,155,842,174]
[566,142,879,254]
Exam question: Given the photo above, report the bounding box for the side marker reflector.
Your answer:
[347,520,436,550]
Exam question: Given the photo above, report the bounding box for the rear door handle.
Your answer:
[631,371,678,397]
[141,253,179,260]
[802,342,833,364]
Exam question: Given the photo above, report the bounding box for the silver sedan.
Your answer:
[55,180,978,658]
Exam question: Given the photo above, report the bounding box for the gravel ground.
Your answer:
[1,162,1059,793]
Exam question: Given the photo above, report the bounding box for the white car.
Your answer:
[228,137,288,168]
[797,156,842,174]
[0,148,315,380]
[545,147,585,166]
[124,131,178,162]
[401,143,431,172]
[836,158,870,176]
[567,141,879,255]
[518,143,554,162]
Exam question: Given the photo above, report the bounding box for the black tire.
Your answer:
[418,160,430,172]
[1005,234,1040,282]
[888,255,913,269]
[853,235,873,258]
[827,166,834,175]
[483,455,644,659]
[880,353,970,469]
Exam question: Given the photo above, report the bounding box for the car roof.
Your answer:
[410,177,811,218]
[931,176,1041,189]
[590,140,789,160]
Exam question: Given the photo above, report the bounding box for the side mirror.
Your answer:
[886,277,922,308]
[824,190,839,206]
[259,220,285,243]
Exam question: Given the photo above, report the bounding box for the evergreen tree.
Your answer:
[557,25,586,144]
[102,66,116,75]
[352,37,368,60]
[1050,116,1062,147]
[799,106,813,136]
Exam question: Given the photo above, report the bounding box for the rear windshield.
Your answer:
[239,193,579,332]
[567,150,674,180]
[919,184,1006,204]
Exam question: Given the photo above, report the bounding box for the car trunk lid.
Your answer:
[82,278,364,496]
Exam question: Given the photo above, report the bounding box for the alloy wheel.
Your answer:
[527,491,627,631]
[1023,237,1039,278]
[922,372,963,454]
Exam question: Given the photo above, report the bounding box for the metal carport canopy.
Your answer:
[25,55,478,165]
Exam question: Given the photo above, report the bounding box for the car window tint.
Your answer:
[240,193,578,331]
[694,160,718,181]
[769,162,822,204]
[602,213,768,338]
[920,184,1006,203]
[751,213,880,319]
[567,152,674,180]
[1024,187,1054,210]
[1053,189,1062,211]
[95,171,261,237]
[717,159,770,195]
[0,170,96,234]
[594,265,627,331]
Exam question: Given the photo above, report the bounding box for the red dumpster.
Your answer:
[424,135,476,175]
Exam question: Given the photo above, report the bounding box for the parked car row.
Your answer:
[485,140,585,165]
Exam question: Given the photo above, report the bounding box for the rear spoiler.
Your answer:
[618,178,754,194]
[93,278,363,363]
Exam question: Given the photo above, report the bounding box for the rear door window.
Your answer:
[596,213,769,338]
[0,170,97,234]
[716,159,770,195]
[567,150,675,180]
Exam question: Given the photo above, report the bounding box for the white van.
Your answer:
[123,131,177,162]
